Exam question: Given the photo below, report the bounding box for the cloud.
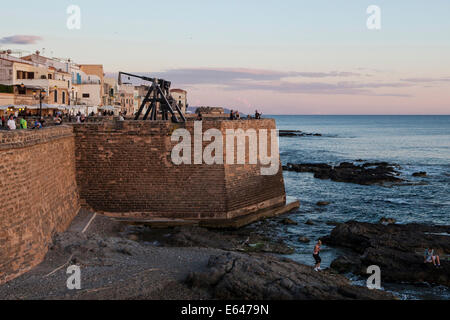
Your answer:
[401,77,450,83]
[109,67,413,97]
[106,68,361,86]
[0,35,43,45]
[146,68,362,85]
[222,80,413,96]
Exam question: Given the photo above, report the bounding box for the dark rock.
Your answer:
[413,172,427,177]
[283,161,403,186]
[379,217,397,225]
[317,201,331,206]
[298,236,310,243]
[324,221,450,286]
[281,218,298,225]
[279,130,322,137]
[330,254,362,274]
[142,226,294,255]
[187,253,395,300]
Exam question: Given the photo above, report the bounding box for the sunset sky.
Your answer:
[1,0,449,114]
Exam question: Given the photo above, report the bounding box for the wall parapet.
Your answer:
[0,126,74,151]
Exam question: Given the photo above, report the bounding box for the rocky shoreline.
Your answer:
[1,208,447,300]
[322,221,450,287]
[0,210,394,300]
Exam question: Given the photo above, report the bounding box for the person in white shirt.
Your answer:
[7,115,16,130]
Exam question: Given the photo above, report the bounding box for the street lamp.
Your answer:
[33,88,47,118]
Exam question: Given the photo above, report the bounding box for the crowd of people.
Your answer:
[1,114,46,131]
[229,110,263,120]
[0,109,116,131]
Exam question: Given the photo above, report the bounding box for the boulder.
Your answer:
[281,218,298,225]
[379,217,397,225]
[283,162,403,186]
[187,253,394,300]
[323,221,450,286]
[298,236,310,243]
[413,172,427,177]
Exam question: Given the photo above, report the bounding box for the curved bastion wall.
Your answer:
[0,118,287,284]
[73,119,286,220]
[0,126,80,284]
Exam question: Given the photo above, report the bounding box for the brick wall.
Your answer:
[0,126,80,284]
[73,119,286,220]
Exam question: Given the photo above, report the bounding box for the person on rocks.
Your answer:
[196,112,203,121]
[424,248,441,268]
[313,240,322,271]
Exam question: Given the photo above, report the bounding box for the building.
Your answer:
[103,77,119,106]
[118,84,135,115]
[22,52,105,109]
[170,89,187,114]
[0,54,70,108]
[73,82,102,106]
[79,65,104,104]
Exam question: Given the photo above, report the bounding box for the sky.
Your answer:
[1,0,450,115]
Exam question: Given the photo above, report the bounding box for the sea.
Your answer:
[265,115,450,300]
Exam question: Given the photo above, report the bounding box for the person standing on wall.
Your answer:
[7,115,16,130]
[20,116,27,130]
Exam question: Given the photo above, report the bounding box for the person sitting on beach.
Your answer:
[424,248,441,268]
[255,110,262,119]
[229,110,235,120]
[313,240,322,272]
[196,112,203,121]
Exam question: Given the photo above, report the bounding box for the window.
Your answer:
[82,93,90,98]
[27,72,34,79]
[18,86,26,95]
[48,74,53,80]
[54,90,58,103]
[62,91,66,104]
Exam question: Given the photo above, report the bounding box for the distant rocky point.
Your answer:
[283,161,403,186]
[278,130,322,137]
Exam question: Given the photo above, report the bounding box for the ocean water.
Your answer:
[265,115,450,299]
